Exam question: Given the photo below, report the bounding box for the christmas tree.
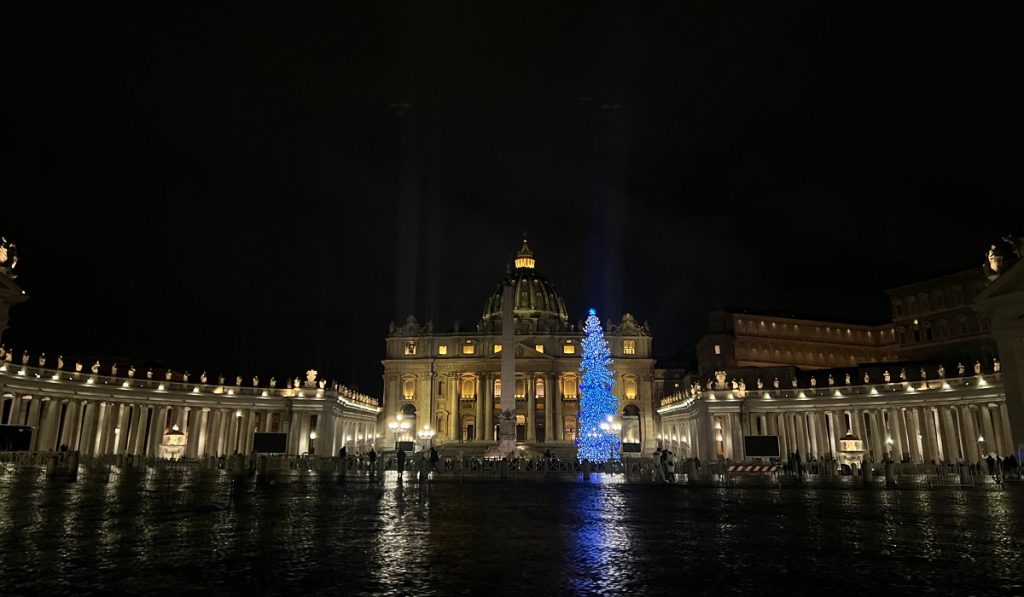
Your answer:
[576,308,620,462]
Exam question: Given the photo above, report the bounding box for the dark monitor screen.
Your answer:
[744,435,780,458]
[0,425,34,451]
[252,432,287,454]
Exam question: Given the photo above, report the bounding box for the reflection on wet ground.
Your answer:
[1,469,1022,595]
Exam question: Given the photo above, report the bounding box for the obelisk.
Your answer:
[496,281,518,455]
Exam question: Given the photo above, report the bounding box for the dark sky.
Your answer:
[3,3,1020,396]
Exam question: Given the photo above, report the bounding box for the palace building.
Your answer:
[381,240,657,455]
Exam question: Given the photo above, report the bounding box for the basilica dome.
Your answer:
[480,240,569,332]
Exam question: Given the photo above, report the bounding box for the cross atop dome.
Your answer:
[514,237,535,270]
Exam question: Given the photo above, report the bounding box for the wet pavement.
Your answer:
[1,469,1022,595]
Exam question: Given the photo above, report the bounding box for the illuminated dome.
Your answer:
[481,240,569,333]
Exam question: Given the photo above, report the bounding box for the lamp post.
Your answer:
[418,425,436,449]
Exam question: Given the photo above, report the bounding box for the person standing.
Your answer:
[396,447,406,482]
[368,447,378,481]
[429,446,439,473]
[652,448,666,483]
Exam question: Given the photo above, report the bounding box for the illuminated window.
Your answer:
[534,344,544,353]
[461,377,475,399]
[404,342,417,355]
[562,375,578,399]
[515,378,525,399]
[438,345,448,355]
[535,378,545,398]
[563,416,577,442]
[494,344,502,354]
[461,342,476,355]
[563,341,575,355]
[623,340,636,355]
[624,376,637,399]
[494,377,501,398]
[402,378,415,400]
[714,344,721,355]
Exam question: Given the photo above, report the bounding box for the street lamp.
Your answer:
[418,425,436,447]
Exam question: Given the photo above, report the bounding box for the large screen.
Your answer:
[252,432,287,454]
[744,435,780,458]
[0,425,34,451]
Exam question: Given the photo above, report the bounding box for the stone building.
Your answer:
[381,240,657,455]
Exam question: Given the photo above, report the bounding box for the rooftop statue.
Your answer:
[827,374,834,386]
[306,369,318,386]
[75,361,82,372]
[269,377,277,388]
[974,361,981,375]
[938,364,945,378]
[57,355,64,370]
[845,373,851,385]
[128,365,135,378]
[200,372,208,384]
[111,363,117,376]
[38,353,46,367]
[182,372,189,383]
[91,361,100,374]
[21,350,29,365]
[994,359,1001,373]
[957,362,965,376]
[165,370,172,381]
[773,377,780,389]
[252,376,259,387]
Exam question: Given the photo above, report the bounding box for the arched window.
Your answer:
[461,377,476,399]
[624,376,638,399]
[515,378,526,399]
[494,377,502,398]
[562,375,578,399]
[535,378,545,399]
[401,403,417,417]
[402,378,415,400]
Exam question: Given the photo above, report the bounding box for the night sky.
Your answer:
[4,4,1019,396]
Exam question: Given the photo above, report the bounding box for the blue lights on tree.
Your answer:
[576,308,620,462]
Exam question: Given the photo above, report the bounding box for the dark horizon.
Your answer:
[4,4,1020,396]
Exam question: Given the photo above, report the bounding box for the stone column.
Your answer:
[483,374,493,442]
[79,402,98,456]
[888,408,905,462]
[906,408,922,463]
[148,407,166,458]
[448,375,459,442]
[238,410,252,454]
[129,406,147,455]
[59,400,82,450]
[868,410,885,462]
[998,404,1015,456]
[475,375,485,441]
[195,408,210,456]
[526,374,537,442]
[850,409,863,438]
[226,410,240,455]
[544,373,554,444]
[793,414,808,463]
[960,405,980,464]
[110,404,128,455]
[921,408,938,464]
[37,399,60,452]
[979,405,996,458]
[702,409,717,462]
[941,406,960,463]
[25,398,41,450]
[731,412,744,461]
[554,375,564,442]
[7,396,22,425]
[776,413,788,457]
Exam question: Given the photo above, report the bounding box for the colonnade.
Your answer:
[658,378,1014,465]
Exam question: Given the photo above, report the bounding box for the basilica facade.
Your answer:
[381,241,657,455]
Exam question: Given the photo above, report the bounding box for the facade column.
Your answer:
[979,405,997,458]
[526,374,537,442]
[475,375,485,441]
[554,375,564,442]
[888,408,905,462]
[941,406,960,463]
[850,409,863,438]
[701,409,717,462]
[148,406,166,458]
[544,373,554,444]
[868,410,885,462]
[905,408,922,462]
[37,399,61,452]
[731,412,744,461]
[195,408,210,457]
[776,413,789,457]
[25,398,42,450]
[483,374,493,442]
[130,406,147,455]
[960,405,980,464]
[998,404,1015,456]
[921,408,938,464]
[79,402,99,456]
[793,413,808,463]
[7,396,22,425]
[226,410,240,455]
[109,404,127,455]
[447,375,458,442]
